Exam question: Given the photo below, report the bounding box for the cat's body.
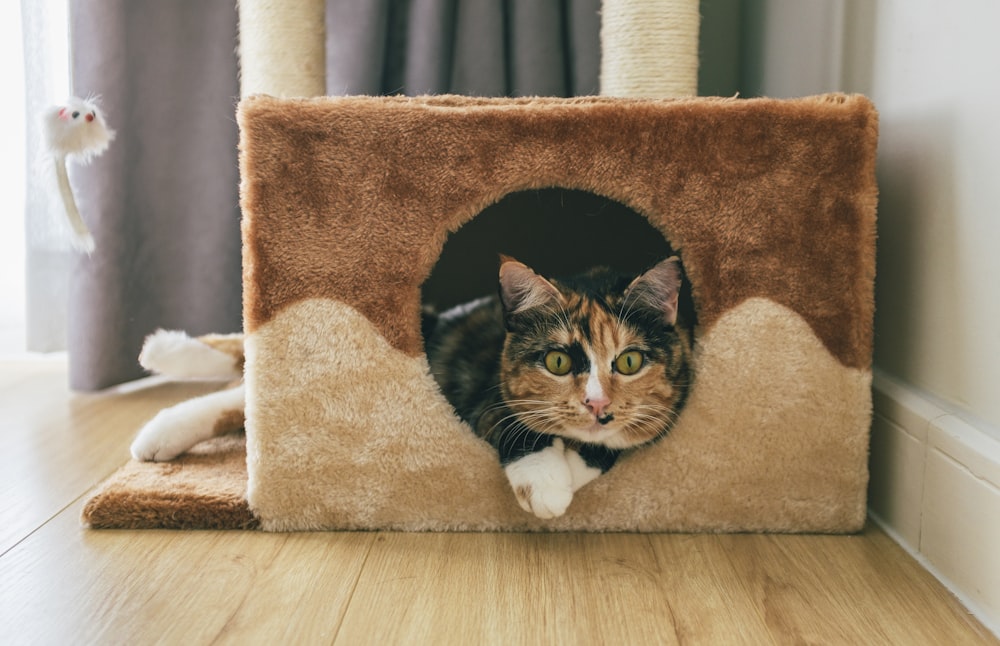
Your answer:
[131,257,694,519]
[425,257,694,517]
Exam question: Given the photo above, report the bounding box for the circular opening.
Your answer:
[422,188,681,310]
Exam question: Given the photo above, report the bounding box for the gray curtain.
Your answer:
[327,0,601,96]
[66,0,242,390]
[63,0,600,390]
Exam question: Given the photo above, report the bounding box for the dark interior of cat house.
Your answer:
[421,188,694,321]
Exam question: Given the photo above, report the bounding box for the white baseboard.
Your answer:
[870,371,1000,637]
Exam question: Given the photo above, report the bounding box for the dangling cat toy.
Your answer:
[41,96,115,254]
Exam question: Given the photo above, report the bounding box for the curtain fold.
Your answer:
[66,0,241,390]
[450,0,507,96]
[327,0,601,97]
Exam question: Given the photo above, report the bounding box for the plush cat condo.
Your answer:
[82,1,878,533]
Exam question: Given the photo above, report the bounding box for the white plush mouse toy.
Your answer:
[41,96,115,254]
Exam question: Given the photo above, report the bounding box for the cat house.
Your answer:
[228,93,877,532]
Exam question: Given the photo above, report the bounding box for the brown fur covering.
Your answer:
[83,94,878,532]
[82,434,256,530]
[240,94,877,369]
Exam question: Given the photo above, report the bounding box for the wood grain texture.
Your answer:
[0,507,374,645]
[0,359,995,644]
[0,362,224,555]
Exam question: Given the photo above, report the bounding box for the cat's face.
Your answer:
[498,258,692,449]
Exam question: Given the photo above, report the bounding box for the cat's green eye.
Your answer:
[615,350,644,375]
[544,350,572,376]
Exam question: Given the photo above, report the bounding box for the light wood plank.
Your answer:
[338,533,689,645]
[335,529,997,645]
[0,499,375,645]
[650,531,995,644]
[0,360,223,554]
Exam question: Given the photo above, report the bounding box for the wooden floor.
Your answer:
[0,359,995,645]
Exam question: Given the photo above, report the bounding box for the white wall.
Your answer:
[851,0,1000,434]
[739,0,1000,634]
[841,1,1000,633]
[746,0,1000,435]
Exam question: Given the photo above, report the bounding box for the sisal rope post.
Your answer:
[599,0,700,98]
[238,0,326,98]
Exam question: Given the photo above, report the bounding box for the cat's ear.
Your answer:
[498,256,561,315]
[626,256,682,325]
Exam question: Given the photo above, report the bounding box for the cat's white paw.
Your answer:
[130,384,245,462]
[504,438,574,519]
[130,406,203,461]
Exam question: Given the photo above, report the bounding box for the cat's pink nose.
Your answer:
[85,113,95,123]
[584,395,611,419]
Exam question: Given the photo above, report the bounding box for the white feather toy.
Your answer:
[41,96,115,254]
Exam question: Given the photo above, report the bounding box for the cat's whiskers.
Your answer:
[552,301,575,342]
[482,399,554,419]
[621,413,672,444]
[497,422,532,455]
[484,404,561,444]
[630,404,681,426]
[497,417,560,456]
[619,403,680,442]
[519,417,562,440]
[508,411,563,436]
[507,406,568,443]
[615,293,642,336]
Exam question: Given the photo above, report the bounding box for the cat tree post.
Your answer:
[600,0,700,97]
[238,0,326,98]
[237,0,702,99]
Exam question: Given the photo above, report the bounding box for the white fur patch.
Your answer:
[139,329,241,380]
[503,438,574,519]
[130,384,245,462]
[584,352,606,404]
[565,449,603,492]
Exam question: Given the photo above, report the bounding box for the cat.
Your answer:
[130,256,694,520]
[424,256,694,518]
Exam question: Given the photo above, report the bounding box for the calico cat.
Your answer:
[425,256,694,518]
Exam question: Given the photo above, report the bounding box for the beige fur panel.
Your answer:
[246,297,870,533]
[244,298,514,531]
